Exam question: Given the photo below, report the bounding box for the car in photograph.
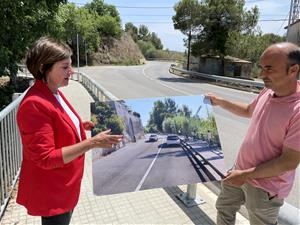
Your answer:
[166,134,181,146]
[148,134,158,142]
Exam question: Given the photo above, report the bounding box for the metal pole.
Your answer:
[287,0,294,41]
[177,183,205,207]
[187,30,191,71]
[85,41,88,67]
[77,33,80,73]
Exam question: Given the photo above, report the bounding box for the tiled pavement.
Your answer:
[0,80,249,225]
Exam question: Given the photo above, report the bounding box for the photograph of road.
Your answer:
[91,95,227,196]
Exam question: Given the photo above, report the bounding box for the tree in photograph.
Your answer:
[177,104,192,118]
[147,98,178,132]
[106,114,125,135]
[147,100,166,132]
[162,117,174,134]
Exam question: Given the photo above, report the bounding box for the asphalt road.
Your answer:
[93,135,205,195]
[81,61,299,208]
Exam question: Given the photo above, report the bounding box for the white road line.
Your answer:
[135,140,164,191]
[142,68,193,96]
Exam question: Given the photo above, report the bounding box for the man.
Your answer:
[206,42,300,225]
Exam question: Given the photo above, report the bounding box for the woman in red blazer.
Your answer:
[17,37,123,225]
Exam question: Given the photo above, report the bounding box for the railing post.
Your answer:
[177,184,205,207]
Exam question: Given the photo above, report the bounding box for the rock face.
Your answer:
[91,33,145,65]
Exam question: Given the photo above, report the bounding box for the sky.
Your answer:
[124,95,212,126]
[71,0,291,52]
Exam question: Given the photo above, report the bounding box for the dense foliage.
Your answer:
[146,98,218,144]
[0,0,66,109]
[91,102,125,136]
[173,0,259,56]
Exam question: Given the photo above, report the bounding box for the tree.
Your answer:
[106,114,125,135]
[178,104,192,117]
[147,98,178,132]
[138,25,151,41]
[84,0,122,38]
[0,0,66,83]
[173,0,201,69]
[0,0,66,110]
[150,32,163,50]
[98,15,122,38]
[191,0,259,56]
[85,0,121,23]
[225,32,284,63]
[137,40,156,58]
[125,23,138,42]
[52,3,102,65]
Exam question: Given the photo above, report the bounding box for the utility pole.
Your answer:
[77,33,80,73]
[187,30,191,71]
[84,41,88,67]
[287,0,300,41]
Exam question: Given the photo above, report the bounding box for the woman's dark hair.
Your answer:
[26,37,72,80]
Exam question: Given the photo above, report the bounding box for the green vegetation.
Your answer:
[52,0,122,64]
[0,0,66,110]
[125,23,184,61]
[146,98,218,143]
[173,0,285,77]
[91,102,125,136]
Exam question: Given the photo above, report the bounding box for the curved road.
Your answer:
[81,61,299,208]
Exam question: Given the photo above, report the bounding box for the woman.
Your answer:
[16,37,123,225]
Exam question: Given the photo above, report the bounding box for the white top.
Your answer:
[54,93,82,141]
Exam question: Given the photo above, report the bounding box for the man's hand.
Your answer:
[223,169,252,187]
[204,93,252,118]
[204,93,224,106]
[83,121,94,131]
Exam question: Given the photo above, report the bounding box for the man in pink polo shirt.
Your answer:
[206,42,300,225]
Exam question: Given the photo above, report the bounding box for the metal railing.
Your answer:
[72,72,118,102]
[180,140,225,181]
[0,92,26,218]
[169,65,265,92]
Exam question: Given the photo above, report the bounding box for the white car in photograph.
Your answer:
[166,134,181,146]
[148,134,158,142]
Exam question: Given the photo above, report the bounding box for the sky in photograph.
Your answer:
[70,0,290,52]
[124,95,212,126]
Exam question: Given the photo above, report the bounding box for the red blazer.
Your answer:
[16,80,87,216]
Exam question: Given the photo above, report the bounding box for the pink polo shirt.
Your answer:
[235,83,300,199]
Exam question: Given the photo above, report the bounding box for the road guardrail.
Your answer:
[169,65,264,93]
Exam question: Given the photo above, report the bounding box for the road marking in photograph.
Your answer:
[135,141,164,191]
[142,68,193,96]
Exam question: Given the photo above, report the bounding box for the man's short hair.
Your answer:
[286,45,300,78]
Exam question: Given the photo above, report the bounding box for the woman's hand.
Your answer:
[204,93,224,106]
[90,129,123,148]
[83,121,94,131]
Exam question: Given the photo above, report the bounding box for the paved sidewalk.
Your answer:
[1,80,249,225]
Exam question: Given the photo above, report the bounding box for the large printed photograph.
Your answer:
[91,95,226,196]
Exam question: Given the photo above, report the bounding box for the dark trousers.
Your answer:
[41,211,73,225]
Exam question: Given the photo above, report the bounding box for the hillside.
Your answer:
[91,33,145,65]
